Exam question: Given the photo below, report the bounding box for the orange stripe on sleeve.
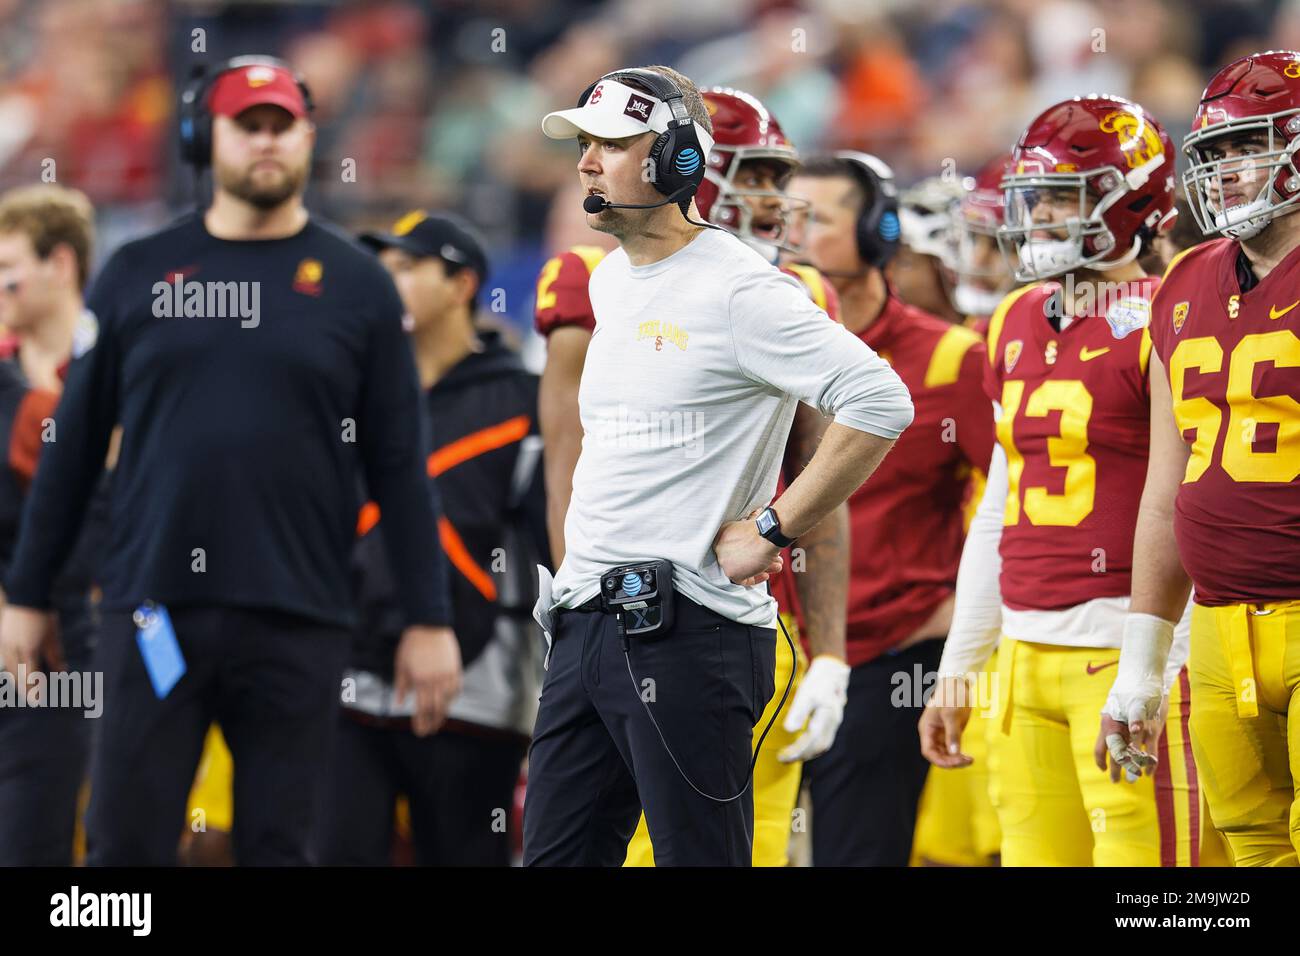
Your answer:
[355,509,499,601]
[427,415,531,477]
[439,515,497,601]
[356,501,380,537]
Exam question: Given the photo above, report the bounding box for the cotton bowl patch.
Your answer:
[1104,295,1151,339]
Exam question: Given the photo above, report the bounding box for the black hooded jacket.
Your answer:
[351,329,548,678]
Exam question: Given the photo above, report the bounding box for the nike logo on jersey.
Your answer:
[1079,346,1111,362]
[1085,660,1119,675]
[1270,300,1299,320]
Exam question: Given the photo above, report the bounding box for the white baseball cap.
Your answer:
[542,77,715,155]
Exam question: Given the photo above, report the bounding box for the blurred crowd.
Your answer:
[0,0,1294,331]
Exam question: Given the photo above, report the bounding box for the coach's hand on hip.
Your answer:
[714,510,783,587]
[394,626,462,736]
[0,604,64,674]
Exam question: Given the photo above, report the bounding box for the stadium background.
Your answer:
[0,0,1291,341]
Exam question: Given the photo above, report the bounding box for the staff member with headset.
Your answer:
[524,65,913,867]
[786,155,994,866]
[0,55,459,866]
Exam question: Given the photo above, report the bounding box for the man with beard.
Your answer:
[0,56,459,865]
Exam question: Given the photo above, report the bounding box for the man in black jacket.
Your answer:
[0,57,459,866]
[316,212,547,866]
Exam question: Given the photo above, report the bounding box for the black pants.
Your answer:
[85,605,350,866]
[0,610,96,867]
[806,636,944,866]
[523,597,776,867]
[315,715,527,866]
[0,700,91,866]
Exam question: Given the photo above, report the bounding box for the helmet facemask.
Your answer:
[997,163,1155,282]
[704,149,809,260]
[952,206,1012,313]
[1182,113,1300,240]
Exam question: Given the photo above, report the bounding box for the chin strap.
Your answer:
[1091,233,1143,272]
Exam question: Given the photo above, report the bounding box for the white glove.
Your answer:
[1102,613,1174,776]
[778,655,850,764]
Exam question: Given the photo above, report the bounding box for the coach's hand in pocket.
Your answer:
[394,626,463,737]
[713,510,783,587]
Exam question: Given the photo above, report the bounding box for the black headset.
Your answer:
[834,150,901,268]
[178,55,314,168]
[576,68,708,205]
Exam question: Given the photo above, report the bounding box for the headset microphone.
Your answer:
[582,184,694,214]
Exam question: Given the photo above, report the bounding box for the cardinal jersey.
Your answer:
[985,278,1158,611]
[1149,239,1300,606]
[534,246,608,337]
[533,246,840,338]
[845,295,994,664]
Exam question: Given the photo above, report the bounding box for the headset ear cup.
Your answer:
[876,206,901,266]
[856,195,900,267]
[179,94,210,167]
[652,126,707,200]
[196,113,212,168]
[648,130,678,197]
[672,128,706,194]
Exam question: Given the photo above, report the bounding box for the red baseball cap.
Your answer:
[208,63,308,119]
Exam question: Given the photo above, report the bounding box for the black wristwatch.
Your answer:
[755,506,795,548]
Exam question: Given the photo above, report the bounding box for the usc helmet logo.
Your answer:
[1098,110,1164,169]
[1285,62,1300,78]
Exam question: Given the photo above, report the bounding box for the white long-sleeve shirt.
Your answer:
[549,228,913,626]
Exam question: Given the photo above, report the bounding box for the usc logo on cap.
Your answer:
[245,66,277,88]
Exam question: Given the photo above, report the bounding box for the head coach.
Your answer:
[523,65,914,867]
[0,55,459,865]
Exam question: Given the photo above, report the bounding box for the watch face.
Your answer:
[756,509,776,535]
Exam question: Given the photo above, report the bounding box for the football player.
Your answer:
[919,95,1204,867]
[910,157,1015,867]
[1102,51,1300,866]
[952,154,1017,336]
[787,153,994,866]
[532,87,851,867]
[890,176,965,324]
